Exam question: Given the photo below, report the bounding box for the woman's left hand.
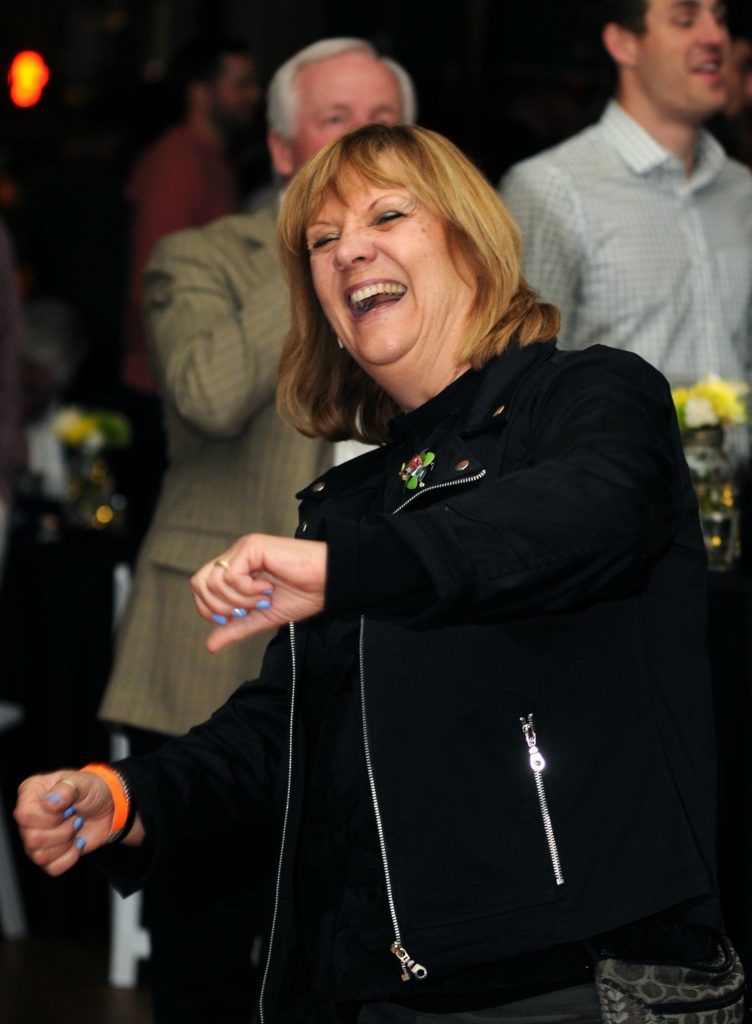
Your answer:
[191,534,327,652]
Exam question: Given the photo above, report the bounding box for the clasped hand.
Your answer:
[191,533,328,652]
[15,771,115,876]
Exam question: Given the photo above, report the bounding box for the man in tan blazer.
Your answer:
[98,38,416,1024]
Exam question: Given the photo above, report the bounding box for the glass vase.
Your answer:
[682,426,739,571]
[63,446,126,534]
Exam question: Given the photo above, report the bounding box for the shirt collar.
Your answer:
[599,99,726,189]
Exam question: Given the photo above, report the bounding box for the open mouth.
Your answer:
[692,58,722,75]
[348,282,407,318]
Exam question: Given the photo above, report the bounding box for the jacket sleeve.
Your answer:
[144,219,288,439]
[324,355,696,627]
[500,162,585,348]
[94,628,292,894]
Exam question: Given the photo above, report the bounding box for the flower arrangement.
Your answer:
[53,406,132,452]
[671,374,749,431]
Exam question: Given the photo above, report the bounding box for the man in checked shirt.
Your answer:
[500,0,752,439]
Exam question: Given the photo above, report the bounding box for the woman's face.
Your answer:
[305,175,476,410]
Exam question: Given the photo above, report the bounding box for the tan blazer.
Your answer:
[100,204,331,735]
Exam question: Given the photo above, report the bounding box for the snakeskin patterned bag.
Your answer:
[594,937,745,1023]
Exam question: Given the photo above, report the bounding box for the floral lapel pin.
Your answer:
[399,449,436,491]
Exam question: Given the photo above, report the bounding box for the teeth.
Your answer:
[349,282,407,306]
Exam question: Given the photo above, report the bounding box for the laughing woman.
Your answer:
[15,125,742,1024]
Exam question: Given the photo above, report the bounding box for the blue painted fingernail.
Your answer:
[212,614,228,625]
[75,837,86,851]
[262,588,273,596]
[231,607,248,618]
[255,599,271,610]
[74,816,84,831]
[46,793,61,804]
[62,806,76,820]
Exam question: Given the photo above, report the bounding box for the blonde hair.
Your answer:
[277,124,559,443]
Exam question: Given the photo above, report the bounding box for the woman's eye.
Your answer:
[375,210,405,226]
[309,235,338,252]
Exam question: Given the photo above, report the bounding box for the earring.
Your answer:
[336,337,344,349]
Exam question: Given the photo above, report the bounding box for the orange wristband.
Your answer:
[79,762,133,843]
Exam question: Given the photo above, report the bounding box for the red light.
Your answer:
[8,51,50,108]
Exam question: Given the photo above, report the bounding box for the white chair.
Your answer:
[0,700,28,938]
[107,564,151,987]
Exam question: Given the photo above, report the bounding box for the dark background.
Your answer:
[1,0,752,958]
[1,0,749,394]
[0,0,608,404]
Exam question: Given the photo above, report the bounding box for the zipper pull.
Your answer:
[520,714,546,771]
[390,942,428,981]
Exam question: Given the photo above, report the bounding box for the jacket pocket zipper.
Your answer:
[520,713,565,887]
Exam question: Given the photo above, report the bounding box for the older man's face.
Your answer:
[269,50,404,179]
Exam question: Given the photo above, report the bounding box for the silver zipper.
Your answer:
[259,623,299,1024]
[358,468,487,979]
[262,470,484,1004]
[392,469,486,515]
[520,713,564,886]
[359,615,428,983]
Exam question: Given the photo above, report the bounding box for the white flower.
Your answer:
[683,395,719,429]
[82,430,105,453]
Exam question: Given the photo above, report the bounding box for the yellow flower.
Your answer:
[53,407,132,450]
[672,374,749,431]
[692,376,748,425]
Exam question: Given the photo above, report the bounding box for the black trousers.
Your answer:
[126,726,273,1024]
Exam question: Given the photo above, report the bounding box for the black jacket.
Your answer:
[113,340,720,1022]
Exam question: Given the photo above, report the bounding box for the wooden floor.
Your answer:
[0,931,153,1024]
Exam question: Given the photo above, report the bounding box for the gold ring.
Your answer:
[59,778,81,802]
[214,559,230,570]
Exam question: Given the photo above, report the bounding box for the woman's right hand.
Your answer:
[14,770,118,876]
[191,533,328,652]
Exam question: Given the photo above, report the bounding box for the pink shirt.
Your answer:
[123,124,239,392]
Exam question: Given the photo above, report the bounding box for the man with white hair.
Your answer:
[98,37,416,1024]
[266,37,415,179]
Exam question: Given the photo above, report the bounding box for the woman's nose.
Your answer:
[333,231,376,268]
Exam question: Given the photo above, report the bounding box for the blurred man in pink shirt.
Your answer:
[123,38,260,393]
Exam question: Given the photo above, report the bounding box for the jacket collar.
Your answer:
[458,338,556,435]
[296,339,557,503]
[388,338,556,440]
